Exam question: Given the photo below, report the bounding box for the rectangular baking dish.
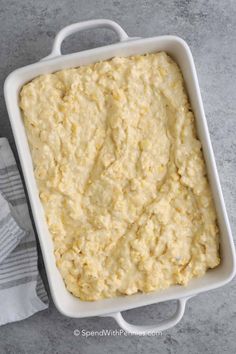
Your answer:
[4,19,236,334]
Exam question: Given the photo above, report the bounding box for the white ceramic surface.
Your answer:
[4,19,236,334]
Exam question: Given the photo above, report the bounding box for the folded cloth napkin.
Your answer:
[0,191,26,264]
[0,137,48,326]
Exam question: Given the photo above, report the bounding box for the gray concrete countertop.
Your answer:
[0,1,235,353]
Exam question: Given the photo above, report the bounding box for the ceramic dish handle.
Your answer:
[102,296,192,335]
[43,19,129,60]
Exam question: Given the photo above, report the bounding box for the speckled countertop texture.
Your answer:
[0,0,236,353]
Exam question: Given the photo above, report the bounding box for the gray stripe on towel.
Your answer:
[0,268,38,283]
[0,274,38,290]
[0,165,18,175]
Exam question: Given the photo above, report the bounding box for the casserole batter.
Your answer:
[20,52,220,300]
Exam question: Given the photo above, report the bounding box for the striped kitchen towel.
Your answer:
[0,137,48,326]
[0,191,26,264]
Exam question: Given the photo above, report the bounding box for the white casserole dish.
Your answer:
[4,19,236,334]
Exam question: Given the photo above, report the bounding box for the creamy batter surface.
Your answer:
[20,52,220,301]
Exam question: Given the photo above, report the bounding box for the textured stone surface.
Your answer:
[0,0,236,353]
